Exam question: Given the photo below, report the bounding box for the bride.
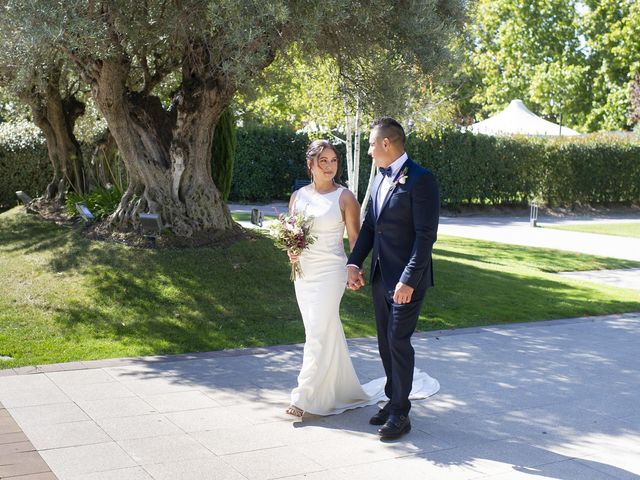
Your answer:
[284,139,439,418]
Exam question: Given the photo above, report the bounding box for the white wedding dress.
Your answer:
[290,185,439,416]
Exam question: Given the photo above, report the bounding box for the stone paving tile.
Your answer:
[1,314,639,480]
[65,466,153,480]
[0,375,69,408]
[163,406,253,432]
[38,442,137,478]
[0,450,53,478]
[416,438,568,478]
[222,446,324,480]
[336,454,481,480]
[476,459,620,479]
[139,390,222,412]
[55,382,136,402]
[294,429,452,469]
[141,457,246,480]
[45,369,117,386]
[117,434,213,465]
[282,471,346,480]
[96,414,183,441]
[75,397,157,420]
[191,424,287,455]
[22,421,111,450]
[0,401,56,479]
[3,473,59,480]
[574,451,640,480]
[7,403,90,427]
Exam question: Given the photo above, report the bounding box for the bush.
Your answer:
[230,125,310,203]
[65,185,122,220]
[3,119,639,210]
[230,126,640,207]
[0,121,51,208]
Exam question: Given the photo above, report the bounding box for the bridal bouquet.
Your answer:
[270,211,316,281]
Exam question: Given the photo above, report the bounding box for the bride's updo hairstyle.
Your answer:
[305,139,342,184]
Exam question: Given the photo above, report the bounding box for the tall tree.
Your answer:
[462,0,640,132]
[464,0,588,129]
[6,0,464,237]
[582,0,640,131]
[0,20,87,203]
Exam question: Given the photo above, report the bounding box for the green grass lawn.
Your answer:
[545,222,640,238]
[1,207,639,368]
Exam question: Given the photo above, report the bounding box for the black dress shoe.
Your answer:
[369,409,390,426]
[378,415,411,439]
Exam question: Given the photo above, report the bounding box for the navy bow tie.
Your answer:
[379,166,393,177]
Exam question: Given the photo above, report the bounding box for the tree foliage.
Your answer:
[3,0,465,238]
[0,8,88,200]
[464,0,588,129]
[462,0,640,132]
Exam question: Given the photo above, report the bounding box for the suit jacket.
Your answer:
[348,158,439,292]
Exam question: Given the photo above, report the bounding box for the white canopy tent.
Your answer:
[467,99,579,136]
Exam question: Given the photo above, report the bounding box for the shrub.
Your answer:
[230,125,310,203]
[65,185,122,220]
[0,121,51,208]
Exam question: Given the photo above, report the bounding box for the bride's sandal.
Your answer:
[285,405,304,417]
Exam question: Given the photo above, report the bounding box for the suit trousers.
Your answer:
[372,269,426,416]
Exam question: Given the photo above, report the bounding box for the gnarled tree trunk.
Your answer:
[89,57,234,237]
[25,65,86,203]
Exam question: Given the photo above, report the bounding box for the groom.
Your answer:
[347,117,439,440]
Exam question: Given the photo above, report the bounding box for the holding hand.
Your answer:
[347,266,365,290]
[393,282,414,304]
[287,250,299,264]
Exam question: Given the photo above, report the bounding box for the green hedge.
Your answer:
[2,120,639,209]
[0,121,51,208]
[230,125,311,203]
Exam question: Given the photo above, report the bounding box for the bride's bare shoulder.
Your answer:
[339,187,359,208]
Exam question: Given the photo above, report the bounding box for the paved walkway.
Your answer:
[438,216,640,262]
[1,313,639,479]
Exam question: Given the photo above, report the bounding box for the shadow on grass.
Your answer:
[2,209,639,364]
[435,237,640,273]
[0,211,75,256]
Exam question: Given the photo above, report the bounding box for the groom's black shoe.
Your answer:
[378,415,411,439]
[369,409,390,426]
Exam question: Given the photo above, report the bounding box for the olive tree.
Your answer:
[6,0,465,237]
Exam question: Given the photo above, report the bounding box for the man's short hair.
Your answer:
[371,117,405,147]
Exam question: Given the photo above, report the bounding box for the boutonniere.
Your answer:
[388,166,409,191]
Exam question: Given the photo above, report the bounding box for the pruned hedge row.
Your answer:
[231,126,640,207]
[0,122,51,209]
[2,121,638,209]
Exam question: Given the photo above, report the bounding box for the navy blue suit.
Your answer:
[348,157,439,416]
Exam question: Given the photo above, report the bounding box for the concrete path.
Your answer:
[438,216,640,262]
[1,313,639,479]
[558,268,640,291]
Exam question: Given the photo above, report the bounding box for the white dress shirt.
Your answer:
[376,152,408,216]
